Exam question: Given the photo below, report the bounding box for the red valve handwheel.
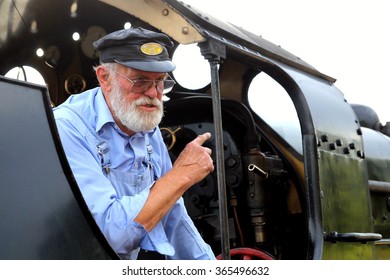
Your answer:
[216,247,274,260]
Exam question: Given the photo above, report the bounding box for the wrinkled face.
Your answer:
[107,66,166,134]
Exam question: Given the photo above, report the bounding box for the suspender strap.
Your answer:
[97,141,111,173]
[57,105,111,172]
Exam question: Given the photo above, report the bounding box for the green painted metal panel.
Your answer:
[319,150,375,259]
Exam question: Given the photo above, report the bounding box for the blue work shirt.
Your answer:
[53,87,215,260]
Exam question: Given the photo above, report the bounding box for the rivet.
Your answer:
[182,26,189,34]
[320,134,329,142]
[162,9,169,16]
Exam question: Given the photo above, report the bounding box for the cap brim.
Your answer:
[115,59,176,73]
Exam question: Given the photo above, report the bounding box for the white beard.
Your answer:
[110,81,164,133]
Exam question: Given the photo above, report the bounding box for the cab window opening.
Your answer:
[172,43,212,91]
[5,65,46,86]
[247,71,302,154]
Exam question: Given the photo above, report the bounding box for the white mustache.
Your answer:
[134,96,162,109]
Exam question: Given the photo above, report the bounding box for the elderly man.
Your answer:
[53,27,215,260]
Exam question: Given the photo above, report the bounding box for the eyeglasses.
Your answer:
[114,70,176,95]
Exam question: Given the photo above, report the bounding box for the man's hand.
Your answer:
[135,132,214,231]
[171,132,214,189]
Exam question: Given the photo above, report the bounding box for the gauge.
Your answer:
[45,45,61,68]
[65,74,86,94]
[81,26,106,59]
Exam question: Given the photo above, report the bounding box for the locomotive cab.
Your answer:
[0,0,389,259]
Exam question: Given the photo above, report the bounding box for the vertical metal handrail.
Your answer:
[199,39,230,260]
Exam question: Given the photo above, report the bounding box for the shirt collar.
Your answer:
[95,88,115,133]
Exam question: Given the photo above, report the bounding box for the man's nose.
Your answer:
[143,82,160,98]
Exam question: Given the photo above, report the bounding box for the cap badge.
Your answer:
[140,43,164,56]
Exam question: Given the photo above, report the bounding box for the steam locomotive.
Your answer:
[1,0,389,260]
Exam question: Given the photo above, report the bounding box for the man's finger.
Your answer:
[192,132,212,145]
[204,147,212,155]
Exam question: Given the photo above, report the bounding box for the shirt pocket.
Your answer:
[105,167,153,197]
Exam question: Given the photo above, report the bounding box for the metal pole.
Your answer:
[209,60,230,260]
[198,38,230,259]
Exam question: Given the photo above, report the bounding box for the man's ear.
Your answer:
[96,66,111,92]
